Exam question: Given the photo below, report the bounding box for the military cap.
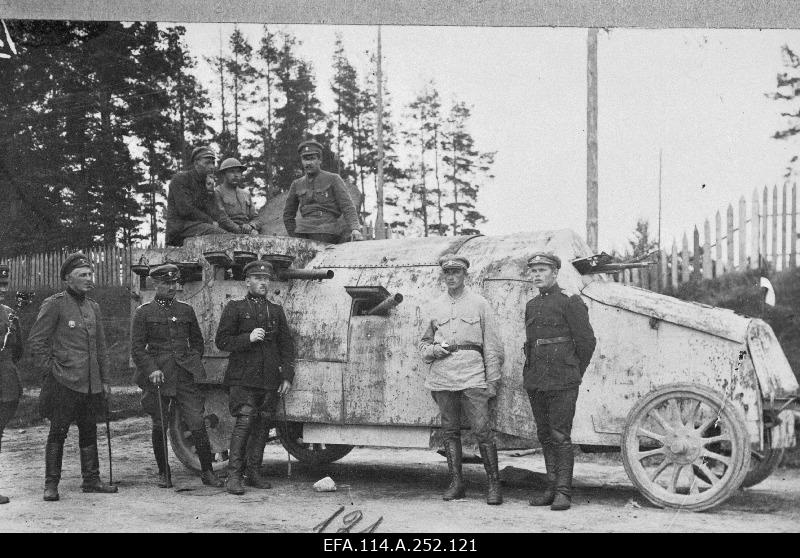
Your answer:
[438,254,470,270]
[60,252,93,280]
[149,263,180,283]
[243,260,275,278]
[527,252,561,269]
[297,140,324,156]
[218,157,247,173]
[190,146,216,162]
[0,264,9,283]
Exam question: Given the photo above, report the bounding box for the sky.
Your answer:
[181,24,800,255]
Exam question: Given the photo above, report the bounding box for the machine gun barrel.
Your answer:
[278,268,335,281]
[365,293,403,316]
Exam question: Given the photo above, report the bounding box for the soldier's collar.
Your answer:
[539,283,561,296]
[65,286,86,302]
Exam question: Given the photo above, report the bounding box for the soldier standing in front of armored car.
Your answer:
[130,264,224,489]
[524,252,596,511]
[419,254,505,506]
[28,253,118,501]
[165,146,228,246]
[282,140,363,244]
[215,261,295,495]
[0,265,22,505]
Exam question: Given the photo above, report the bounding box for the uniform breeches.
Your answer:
[141,370,205,430]
[228,385,279,421]
[527,388,579,447]
[46,381,102,449]
[432,388,495,445]
[296,232,341,244]
[167,221,227,246]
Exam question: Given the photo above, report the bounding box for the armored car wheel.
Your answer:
[621,384,750,512]
[741,428,784,488]
[276,421,354,465]
[168,388,232,473]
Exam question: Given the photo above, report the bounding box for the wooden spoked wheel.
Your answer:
[621,384,750,512]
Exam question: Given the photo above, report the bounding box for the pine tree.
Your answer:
[224,26,257,156]
[330,35,360,183]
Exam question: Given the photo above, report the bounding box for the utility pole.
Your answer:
[586,28,599,252]
[374,25,386,240]
[658,148,663,252]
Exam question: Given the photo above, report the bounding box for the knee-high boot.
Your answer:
[244,414,272,489]
[478,442,503,506]
[0,434,8,504]
[529,443,557,506]
[226,415,251,495]
[442,438,465,501]
[551,443,574,511]
[43,441,63,501]
[79,445,118,493]
[193,428,223,487]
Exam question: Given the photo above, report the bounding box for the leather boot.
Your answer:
[529,443,557,506]
[0,435,8,504]
[551,443,574,511]
[478,442,503,506]
[442,438,465,501]
[244,415,272,489]
[226,416,250,495]
[79,445,118,493]
[151,428,172,488]
[192,429,224,488]
[43,441,63,501]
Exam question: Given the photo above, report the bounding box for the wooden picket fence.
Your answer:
[1,245,132,290]
[617,183,799,292]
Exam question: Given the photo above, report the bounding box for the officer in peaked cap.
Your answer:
[165,144,228,246]
[213,157,264,236]
[129,263,223,489]
[215,258,295,495]
[523,251,595,511]
[418,253,505,506]
[28,252,118,501]
[283,139,363,244]
[0,264,23,505]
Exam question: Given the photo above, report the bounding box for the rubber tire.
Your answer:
[168,404,230,473]
[742,427,785,488]
[621,383,750,512]
[275,422,354,465]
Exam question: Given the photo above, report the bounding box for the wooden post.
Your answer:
[726,203,735,271]
[586,28,599,252]
[715,210,723,277]
[751,189,760,270]
[671,241,678,290]
[762,185,769,270]
[792,183,797,268]
[782,182,788,271]
[738,196,747,269]
[658,248,667,293]
[773,185,779,271]
[692,226,701,281]
[682,232,690,284]
[703,219,712,279]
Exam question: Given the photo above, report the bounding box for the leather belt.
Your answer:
[447,344,484,355]
[536,336,572,346]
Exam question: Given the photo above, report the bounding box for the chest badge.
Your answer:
[244,313,251,319]
[171,316,177,322]
[68,320,76,329]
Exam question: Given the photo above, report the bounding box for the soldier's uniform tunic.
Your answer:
[214,185,261,234]
[215,290,295,489]
[131,297,207,430]
[0,301,23,505]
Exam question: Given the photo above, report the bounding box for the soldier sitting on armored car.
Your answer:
[213,158,265,236]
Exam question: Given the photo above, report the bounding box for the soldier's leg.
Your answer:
[244,390,276,489]
[174,373,223,487]
[463,387,502,506]
[226,386,258,495]
[547,388,579,511]
[431,390,466,500]
[43,382,78,501]
[76,393,117,494]
[181,222,229,240]
[0,399,20,504]
[527,389,557,506]
[296,233,340,244]
[141,390,171,487]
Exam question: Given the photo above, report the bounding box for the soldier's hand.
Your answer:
[249,228,259,236]
[350,229,364,242]
[278,380,292,397]
[432,344,451,359]
[250,328,266,342]
[486,380,499,398]
[149,370,164,385]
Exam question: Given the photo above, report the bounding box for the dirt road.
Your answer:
[0,416,797,532]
